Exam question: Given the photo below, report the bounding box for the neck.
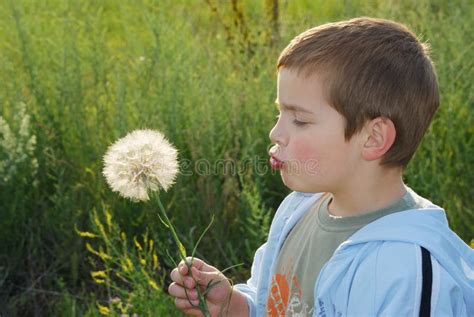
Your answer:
[328,167,406,217]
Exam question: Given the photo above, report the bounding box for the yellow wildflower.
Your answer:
[126,258,134,271]
[74,225,98,238]
[148,239,154,252]
[93,209,108,240]
[86,243,100,257]
[105,208,113,229]
[91,270,107,278]
[148,279,159,290]
[98,247,111,261]
[96,302,110,315]
[133,237,143,251]
[91,271,107,284]
[121,260,129,273]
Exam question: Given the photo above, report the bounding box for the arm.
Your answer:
[234,242,267,317]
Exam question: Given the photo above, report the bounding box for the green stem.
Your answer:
[154,195,186,261]
[153,194,211,317]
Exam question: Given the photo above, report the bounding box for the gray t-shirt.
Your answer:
[266,188,430,316]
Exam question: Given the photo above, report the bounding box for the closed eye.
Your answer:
[293,119,308,126]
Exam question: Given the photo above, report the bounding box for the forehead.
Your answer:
[276,68,328,112]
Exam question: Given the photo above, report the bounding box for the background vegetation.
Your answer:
[0,0,472,315]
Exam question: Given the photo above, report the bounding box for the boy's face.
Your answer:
[269,68,363,193]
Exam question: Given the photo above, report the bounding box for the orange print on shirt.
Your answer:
[267,273,302,316]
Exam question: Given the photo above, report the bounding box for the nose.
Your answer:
[269,117,287,146]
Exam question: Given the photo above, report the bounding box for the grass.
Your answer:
[0,0,472,315]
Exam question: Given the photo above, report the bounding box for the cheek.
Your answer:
[292,139,320,162]
[289,139,322,176]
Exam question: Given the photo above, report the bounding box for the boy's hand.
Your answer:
[168,257,235,316]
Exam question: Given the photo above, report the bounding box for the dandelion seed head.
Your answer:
[103,130,179,201]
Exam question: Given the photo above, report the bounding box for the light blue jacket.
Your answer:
[235,192,474,316]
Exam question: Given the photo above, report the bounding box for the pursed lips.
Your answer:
[269,146,284,170]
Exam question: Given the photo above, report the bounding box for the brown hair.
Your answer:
[277,17,439,167]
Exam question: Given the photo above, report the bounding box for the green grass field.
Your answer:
[0,0,472,315]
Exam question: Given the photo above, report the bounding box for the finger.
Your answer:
[170,267,178,281]
[170,267,184,284]
[170,266,197,287]
[180,266,204,288]
[179,257,204,273]
[192,266,226,287]
[178,261,189,275]
[183,308,204,316]
[168,282,199,300]
[180,257,218,274]
[170,269,198,290]
[174,297,200,310]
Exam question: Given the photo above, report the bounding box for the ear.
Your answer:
[361,117,396,161]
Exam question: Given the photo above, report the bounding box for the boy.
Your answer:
[168,17,474,316]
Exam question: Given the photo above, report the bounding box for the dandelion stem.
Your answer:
[153,194,211,317]
[154,195,187,262]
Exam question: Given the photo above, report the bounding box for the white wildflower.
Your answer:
[103,129,179,201]
[0,102,38,185]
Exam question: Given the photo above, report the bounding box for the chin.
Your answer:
[281,175,314,193]
[281,174,327,193]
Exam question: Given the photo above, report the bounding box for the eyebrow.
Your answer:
[274,100,314,114]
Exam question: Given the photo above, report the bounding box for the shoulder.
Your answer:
[346,241,469,315]
[345,242,420,313]
[316,241,422,315]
